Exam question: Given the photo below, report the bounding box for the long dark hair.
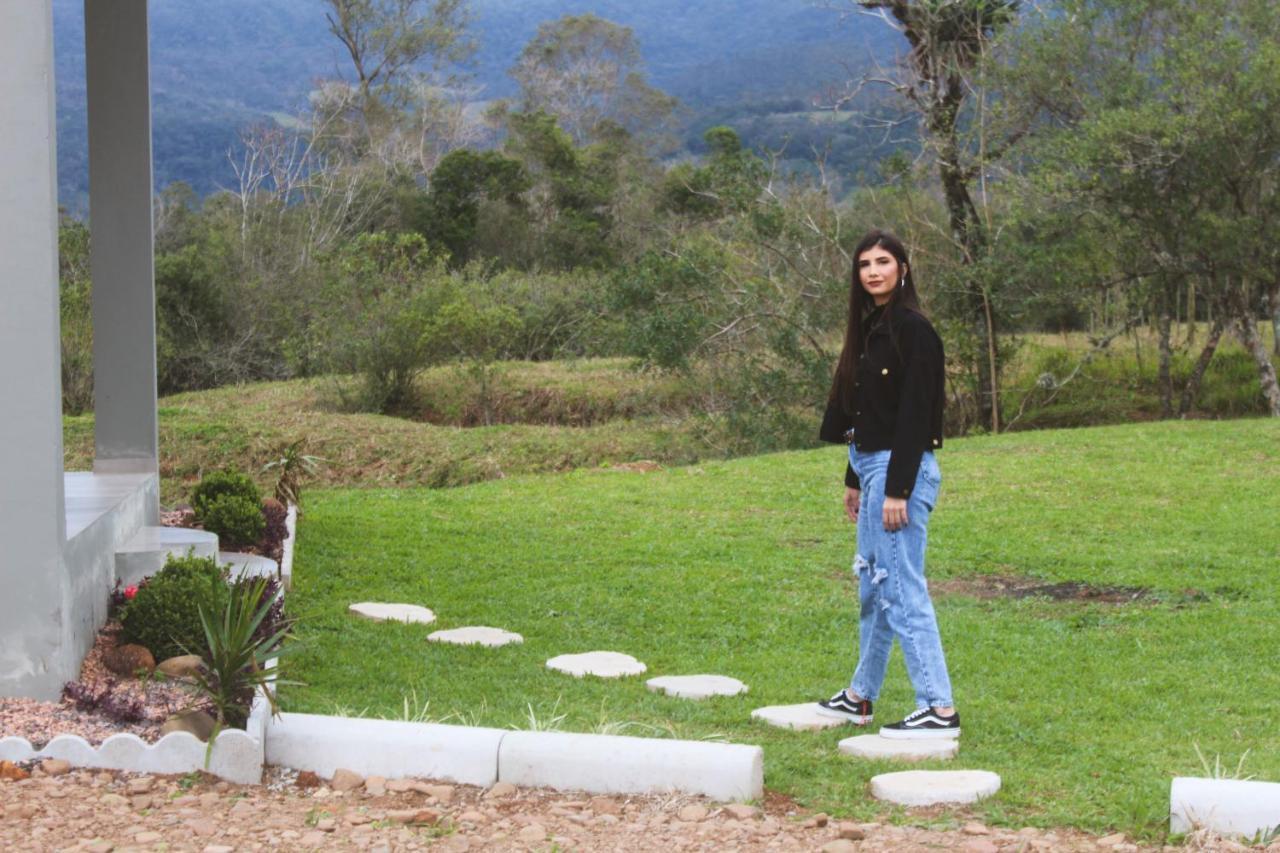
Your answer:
[828,229,924,413]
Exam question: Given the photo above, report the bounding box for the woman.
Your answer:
[815,229,959,740]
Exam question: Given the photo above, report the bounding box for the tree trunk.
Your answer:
[1178,312,1224,418]
[1229,286,1280,416]
[1185,278,1196,347]
[1266,281,1280,357]
[1156,286,1174,418]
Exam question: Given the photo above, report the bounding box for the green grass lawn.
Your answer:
[281,418,1280,840]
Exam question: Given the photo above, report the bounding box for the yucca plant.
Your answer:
[261,439,323,509]
[189,576,296,732]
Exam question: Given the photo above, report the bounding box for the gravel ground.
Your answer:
[1,762,1264,853]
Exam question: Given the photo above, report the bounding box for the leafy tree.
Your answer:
[414,148,530,265]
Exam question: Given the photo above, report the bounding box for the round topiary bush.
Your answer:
[119,554,229,661]
[200,494,266,549]
[192,469,261,519]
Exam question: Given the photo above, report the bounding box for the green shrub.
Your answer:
[200,494,266,549]
[192,469,261,518]
[119,554,228,661]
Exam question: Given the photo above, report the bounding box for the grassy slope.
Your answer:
[282,418,1280,839]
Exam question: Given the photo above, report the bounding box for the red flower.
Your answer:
[123,586,138,600]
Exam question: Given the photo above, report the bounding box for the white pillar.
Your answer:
[86,0,160,474]
[0,0,71,699]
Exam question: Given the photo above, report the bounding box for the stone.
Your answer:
[963,822,991,835]
[590,797,622,815]
[961,841,999,853]
[1098,833,1127,846]
[160,709,217,741]
[126,776,155,794]
[750,704,851,731]
[83,842,114,853]
[646,675,748,700]
[39,758,71,776]
[186,818,218,836]
[103,643,156,676]
[203,847,236,853]
[820,842,859,853]
[427,626,523,647]
[425,784,455,803]
[330,768,364,792]
[385,778,415,793]
[803,813,829,828]
[678,805,709,822]
[1171,777,1280,839]
[295,771,321,788]
[458,810,486,823]
[316,818,337,831]
[724,804,758,820]
[156,654,204,679]
[0,760,30,781]
[546,651,646,678]
[837,822,865,840]
[134,832,162,843]
[348,602,436,624]
[364,775,386,796]
[869,770,1002,806]
[301,831,326,846]
[838,734,959,762]
[485,781,518,799]
[518,823,547,843]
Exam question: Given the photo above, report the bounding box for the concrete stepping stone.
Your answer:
[839,734,958,762]
[546,651,646,678]
[349,602,436,625]
[750,703,851,731]
[869,770,1001,806]
[428,626,523,647]
[647,675,748,700]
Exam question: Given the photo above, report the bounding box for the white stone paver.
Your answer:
[646,675,748,700]
[1171,777,1280,838]
[348,602,436,625]
[428,626,524,647]
[750,703,851,731]
[546,651,646,678]
[869,770,1001,806]
[838,734,958,762]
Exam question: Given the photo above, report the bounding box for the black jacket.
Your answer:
[819,303,945,498]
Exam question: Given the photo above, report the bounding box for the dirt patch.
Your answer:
[933,574,1155,604]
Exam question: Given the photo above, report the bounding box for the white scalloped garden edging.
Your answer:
[0,690,270,785]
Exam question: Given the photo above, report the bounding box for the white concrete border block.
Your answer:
[264,713,505,786]
[0,692,269,785]
[498,731,763,801]
[1171,777,1280,838]
[280,503,298,591]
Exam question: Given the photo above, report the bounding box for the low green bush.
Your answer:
[200,494,266,549]
[119,554,228,661]
[192,469,260,518]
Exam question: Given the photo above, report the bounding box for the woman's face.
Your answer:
[857,245,904,306]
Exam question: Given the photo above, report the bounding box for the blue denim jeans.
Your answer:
[847,448,954,709]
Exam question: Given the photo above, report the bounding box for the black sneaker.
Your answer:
[815,689,873,725]
[879,707,960,739]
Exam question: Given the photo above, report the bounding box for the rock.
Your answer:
[963,822,991,836]
[39,758,71,776]
[837,822,865,840]
[83,842,114,853]
[103,643,156,676]
[485,781,518,799]
[646,674,748,700]
[589,796,622,815]
[364,775,386,796]
[301,831,326,846]
[458,810,486,823]
[961,841,999,853]
[1098,832,1127,846]
[100,793,129,807]
[156,654,205,678]
[724,804,758,820]
[330,768,364,792]
[427,626,524,647]
[295,771,321,788]
[134,832,162,843]
[316,818,337,832]
[425,783,455,803]
[677,805,709,822]
[388,808,440,824]
[203,847,236,853]
[385,778,415,793]
[869,770,1002,806]
[750,704,851,731]
[838,733,959,762]
[803,813,829,828]
[186,818,218,836]
[546,651,646,678]
[0,760,31,781]
[125,776,155,795]
[348,602,436,624]
[160,709,217,741]
[821,842,859,853]
[518,823,547,843]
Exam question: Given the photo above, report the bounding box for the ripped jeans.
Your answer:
[848,448,954,709]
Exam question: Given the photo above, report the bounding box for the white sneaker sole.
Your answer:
[879,726,960,740]
[814,704,872,725]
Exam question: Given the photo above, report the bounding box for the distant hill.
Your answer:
[52,0,903,210]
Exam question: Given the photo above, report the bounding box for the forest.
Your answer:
[57,0,1280,450]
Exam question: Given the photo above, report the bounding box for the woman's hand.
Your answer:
[844,488,860,523]
[882,497,908,531]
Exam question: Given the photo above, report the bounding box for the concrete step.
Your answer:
[219,551,279,583]
[115,526,218,586]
